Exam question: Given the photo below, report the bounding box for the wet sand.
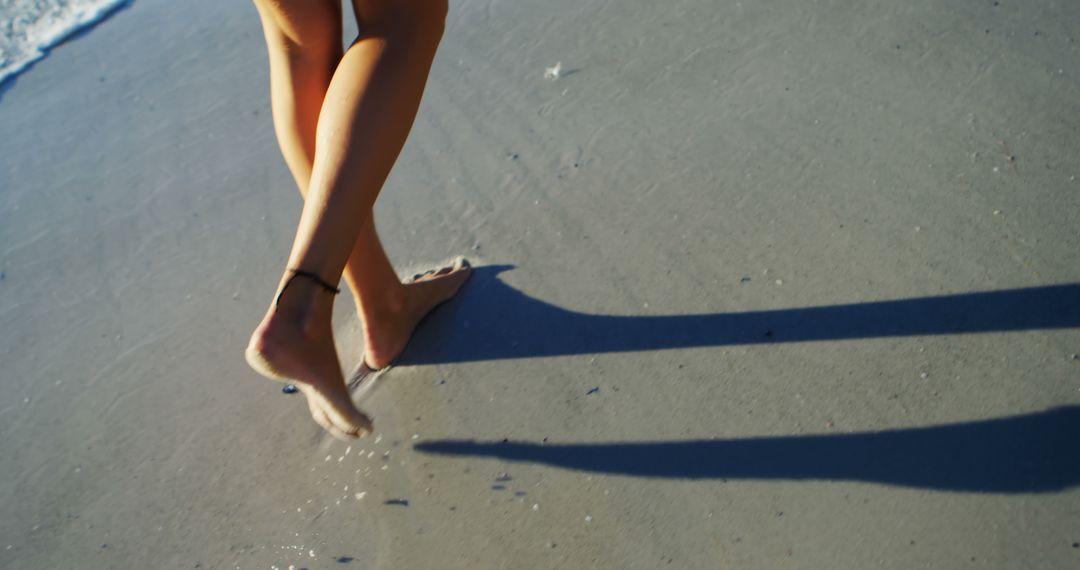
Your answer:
[1,0,1079,567]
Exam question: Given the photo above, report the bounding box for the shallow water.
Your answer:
[0,0,130,84]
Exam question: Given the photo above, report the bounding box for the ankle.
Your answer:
[266,302,329,341]
[272,282,337,335]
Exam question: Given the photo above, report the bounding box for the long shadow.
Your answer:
[416,406,1080,493]
[400,265,1080,365]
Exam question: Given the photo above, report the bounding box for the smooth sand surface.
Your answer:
[2,0,1079,568]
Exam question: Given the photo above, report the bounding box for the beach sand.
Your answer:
[1,0,1079,567]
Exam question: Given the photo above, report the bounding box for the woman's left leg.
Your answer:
[246,0,469,439]
[253,0,414,338]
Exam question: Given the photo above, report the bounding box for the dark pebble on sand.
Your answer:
[336,556,355,563]
[282,384,298,394]
[384,499,409,506]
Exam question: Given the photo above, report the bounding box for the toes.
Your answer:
[315,405,365,441]
[325,404,373,438]
[307,400,343,436]
[451,258,473,277]
[410,261,473,291]
[412,269,437,282]
[316,391,373,438]
[410,260,472,283]
[306,389,370,440]
[320,412,356,441]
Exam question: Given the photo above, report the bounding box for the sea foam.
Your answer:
[1,0,131,85]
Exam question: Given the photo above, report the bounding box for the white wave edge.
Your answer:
[0,0,132,86]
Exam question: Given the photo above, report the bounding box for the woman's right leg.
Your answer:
[248,0,470,439]
[254,0,404,317]
[252,0,378,439]
[255,0,461,372]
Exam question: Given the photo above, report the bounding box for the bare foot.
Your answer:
[246,278,373,440]
[362,259,472,369]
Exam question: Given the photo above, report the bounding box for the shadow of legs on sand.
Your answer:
[416,406,1080,493]
[400,265,1080,365]
[404,265,1079,493]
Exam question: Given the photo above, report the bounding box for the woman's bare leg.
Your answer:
[253,0,398,314]
[253,0,342,192]
[247,0,470,439]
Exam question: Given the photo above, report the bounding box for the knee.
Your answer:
[253,0,343,56]
[418,0,450,30]
[361,0,448,43]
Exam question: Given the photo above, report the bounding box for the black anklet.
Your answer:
[275,269,341,307]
